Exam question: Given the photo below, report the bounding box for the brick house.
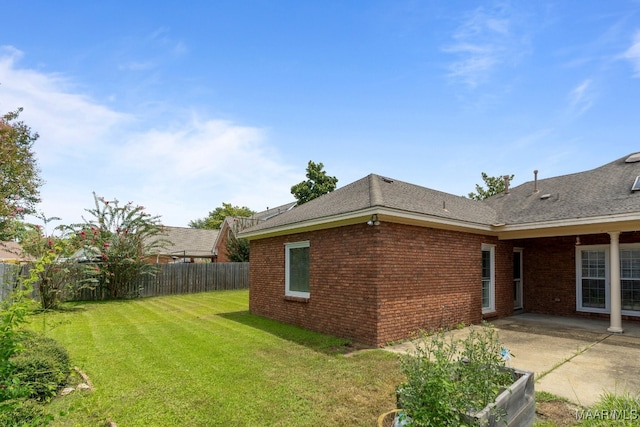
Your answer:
[239,153,640,347]
[216,203,297,262]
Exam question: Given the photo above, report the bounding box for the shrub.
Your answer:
[396,325,513,427]
[0,398,52,426]
[10,331,71,401]
[1,269,36,403]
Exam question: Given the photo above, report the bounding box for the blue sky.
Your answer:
[2,1,640,227]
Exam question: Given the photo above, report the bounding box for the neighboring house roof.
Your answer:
[152,226,219,258]
[0,241,34,262]
[220,202,298,236]
[255,202,297,221]
[239,153,640,241]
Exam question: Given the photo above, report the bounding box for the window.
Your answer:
[580,249,606,309]
[621,248,640,311]
[285,241,310,298]
[576,245,640,315]
[481,244,495,314]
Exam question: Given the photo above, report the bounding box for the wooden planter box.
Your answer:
[389,368,535,427]
[468,368,535,427]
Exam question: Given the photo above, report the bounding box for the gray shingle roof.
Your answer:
[240,153,640,239]
[240,174,498,236]
[483,153,640,224]
[153,226,219,257]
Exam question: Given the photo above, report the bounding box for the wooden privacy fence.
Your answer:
[0,262,250,302]
[0,262,22,301]
[72,262,250,300]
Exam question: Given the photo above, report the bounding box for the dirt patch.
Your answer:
[536,400,581,426]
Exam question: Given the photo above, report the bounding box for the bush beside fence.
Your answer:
[0,262,250,302]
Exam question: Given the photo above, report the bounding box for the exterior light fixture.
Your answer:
[367,214,380,226]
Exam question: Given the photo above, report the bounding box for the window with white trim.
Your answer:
[576,244,640,316]
[621,248,640,311]
[285,241,310,298]
[579,249,607,310]
[481,244,495,314]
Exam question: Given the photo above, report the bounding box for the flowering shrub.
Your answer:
[20,216,90,310]
[70,193,168,299]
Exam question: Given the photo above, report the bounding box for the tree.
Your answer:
[468,173,514,200]
[290,160,338,205]
[0,108,43,239]
[70,193,168,299]
[225,236,250,262]
[189,203,255,230]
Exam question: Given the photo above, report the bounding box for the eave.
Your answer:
[493,212,640,240]
[239,207,640,242]
[239,206,497,240]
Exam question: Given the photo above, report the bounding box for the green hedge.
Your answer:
[10,331,71,401]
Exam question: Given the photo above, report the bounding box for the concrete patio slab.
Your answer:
[384,313,640,407]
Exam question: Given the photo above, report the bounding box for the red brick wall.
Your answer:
[215,221,231,263]
[518,236,576,315]
[374,224,514,345]
[249,222,514,347]
[249,225,380,344]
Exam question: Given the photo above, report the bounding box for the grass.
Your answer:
[28,290,403,426]
[578,392,640,426]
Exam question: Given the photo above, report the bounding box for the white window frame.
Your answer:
[575,245,609,314]
[576,244,640,317]
[513,248,524,310]
[481,243,496,314]
[620,244,640,313]
[285,241,310,298]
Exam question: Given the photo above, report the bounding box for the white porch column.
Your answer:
[608,231,623,333]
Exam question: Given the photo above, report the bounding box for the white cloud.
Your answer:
[443,3,529,88]
[622,30,640,77]
[568,79,595,116]
[1,46,298,227]
[0,46,131,166]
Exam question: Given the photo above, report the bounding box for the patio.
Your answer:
[385,313,640,406]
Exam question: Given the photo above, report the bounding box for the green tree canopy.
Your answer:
[225,236,250,262]
[468,173,514,200]
[290,160,338,205]
[189,203,255,230]
[0,108,43,239]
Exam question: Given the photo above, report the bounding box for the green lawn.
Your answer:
[29,290,402,426]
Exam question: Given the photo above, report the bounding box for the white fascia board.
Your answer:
[240,207,496,240]
[495,212,640,239]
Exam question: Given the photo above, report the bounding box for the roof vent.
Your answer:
[540,193,552,200]
[625,153,640,163]
[380,176,394,184]
[632,176,640,192]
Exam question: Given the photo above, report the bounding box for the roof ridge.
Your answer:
[369,174,384,207]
